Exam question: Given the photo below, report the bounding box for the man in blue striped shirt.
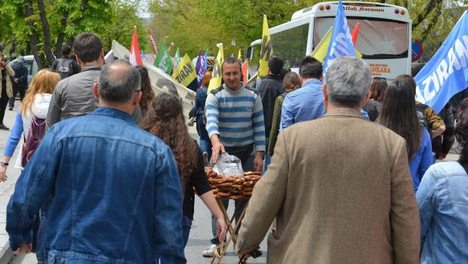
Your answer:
[202,58,266,257]
[205,58,266,172]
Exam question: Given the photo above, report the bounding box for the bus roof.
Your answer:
[291,1,410,23]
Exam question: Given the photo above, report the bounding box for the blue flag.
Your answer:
[323,0,356,73]
[415,11,468,114]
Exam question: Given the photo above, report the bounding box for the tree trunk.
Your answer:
[412,0,443,29]
[54,10,70,58]
[25,1,46,69]
[421,2,443,42]
[37,0,55,66]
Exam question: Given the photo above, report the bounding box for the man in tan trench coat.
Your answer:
[236,57,420,264]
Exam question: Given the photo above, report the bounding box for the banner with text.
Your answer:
[415,11,468,113]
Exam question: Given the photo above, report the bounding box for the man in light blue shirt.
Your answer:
[280,57,325,130]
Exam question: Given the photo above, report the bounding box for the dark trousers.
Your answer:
[9,84,26,108]
[0,87,9,125]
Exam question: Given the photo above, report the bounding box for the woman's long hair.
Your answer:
[20,69,60,116]
[377,76,421,160]
[370,78,387,102]
[136,66,155,118]
[456,98,468,165]
[141,93,198,182]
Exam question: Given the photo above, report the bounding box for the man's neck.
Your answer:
[80,61,102,68]
[99,102,134,115]
[302,77,320,84]
[327,103,361,113]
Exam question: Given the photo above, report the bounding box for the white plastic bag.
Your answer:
[213,152,244,176]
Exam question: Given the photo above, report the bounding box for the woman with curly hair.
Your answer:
[136,66,155,119]
[377,75,433,191]
[141,93,226,247]
[416,97,468,262]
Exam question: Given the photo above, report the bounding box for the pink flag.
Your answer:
[351,22,360,45]
[129,28,143,66]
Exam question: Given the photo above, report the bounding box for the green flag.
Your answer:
[154,42,174,74]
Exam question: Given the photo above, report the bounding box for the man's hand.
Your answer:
[13,244,32,254]
[216,216,227,242]
[210,135,225,164]
[253,151,264,173]
[0,166,7,182]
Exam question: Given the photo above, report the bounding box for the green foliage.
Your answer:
[0,0,145,66]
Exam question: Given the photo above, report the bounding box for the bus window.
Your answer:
[270,23,309,69]
[313,17,408,59]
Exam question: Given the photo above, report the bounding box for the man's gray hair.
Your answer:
[324,57,371,107]
[99,59,141,103]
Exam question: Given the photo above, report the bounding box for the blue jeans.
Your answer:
[199,138,212,162]
[263,137,271,172]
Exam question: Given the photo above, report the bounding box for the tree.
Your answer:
[0,0,146,68]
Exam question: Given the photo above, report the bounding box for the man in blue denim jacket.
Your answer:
[7,59,186,263]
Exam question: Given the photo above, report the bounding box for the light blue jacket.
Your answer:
[416,161,468,263]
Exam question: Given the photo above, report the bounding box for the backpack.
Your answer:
[21,115,47,167]
[56,58,74,79]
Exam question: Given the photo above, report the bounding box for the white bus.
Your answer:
[248,1,412,79]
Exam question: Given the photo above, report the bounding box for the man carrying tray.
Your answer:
[202,57,266,257]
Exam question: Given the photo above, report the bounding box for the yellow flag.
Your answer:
[311,26,362,62]
[172,54,197,87]
[258,15,272,78]
[208,43,224,92]
[311,26,333,63]
[237,49,242,60]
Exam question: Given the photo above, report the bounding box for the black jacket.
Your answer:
[257,75,284,136]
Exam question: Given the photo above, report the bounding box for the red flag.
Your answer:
[351,22,360,45]
[241,59,249,84]
[147,28,158,56]
[129,28,143,66]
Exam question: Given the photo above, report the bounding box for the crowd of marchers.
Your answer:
[0,31,467,264]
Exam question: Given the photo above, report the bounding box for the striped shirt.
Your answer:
[205,84,266,151]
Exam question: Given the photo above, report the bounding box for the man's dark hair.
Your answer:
[268,56,284,75]
[99,59,141,103]
[61,45,72,57]
[299,57,322,79]
[73,32,103,63]
[300,56,317,67]
[222,57,242,71]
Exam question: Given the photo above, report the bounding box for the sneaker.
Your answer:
[202,244,217,257]
[0,124,9,130]
[8,107,13,111]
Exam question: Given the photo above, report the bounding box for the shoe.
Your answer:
[0,124,9,130]
[202,244,217,257]
[8,107,13,111]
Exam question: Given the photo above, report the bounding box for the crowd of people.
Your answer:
[0,31,466,264]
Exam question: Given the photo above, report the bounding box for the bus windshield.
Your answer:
[270,23,309,69]
[313,17,409,59]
